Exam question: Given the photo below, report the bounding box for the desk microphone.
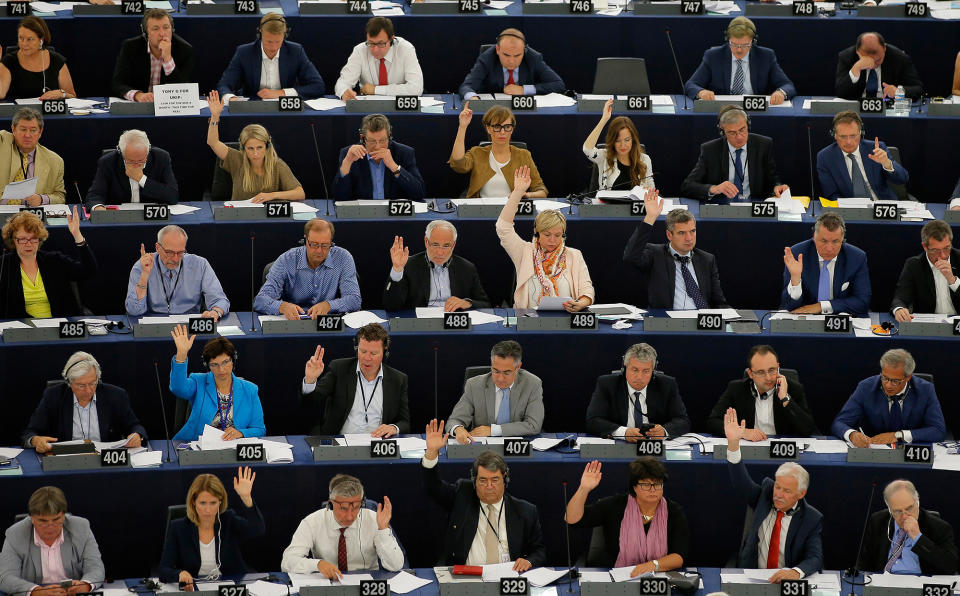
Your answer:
[561,480,579,590]
[806,124,816,200]
[843,480,877,595]
[249,232,257,332]
[72,181,86,217]
[664,28,689,111]
[154,360,173,463]
[309,122,331,217]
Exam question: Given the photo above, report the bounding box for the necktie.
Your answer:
[732,59,745,95]
[817,259,832,302]
[484,504,501,564]
[378,58,388,86]
[733,148,745,198]
[337,527,348,572]
[169,271,174,281]
[675,255,708,309]
[506,69,515,86]
[865,69,878,97]
[884,528,907,572]
[766,510,784,569]
[632,391,644,427]
[12,152,27,183]
[847,153,871,199]
[496,387,511,425]
[890,396,904,433]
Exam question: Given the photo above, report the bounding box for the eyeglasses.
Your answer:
[306,241,333,250]
[722,126,749,137]
[924,245,953,257]
[476,477,503,488]
[750,367,780,378]
[158,245,186,258]
[365,41,389,48]
[635,482,664,491]
[427,242,454,250]
[124,157,148,166]
[72,381,98,391]
[331,500,363,512]
[889,502,917,517]
[881,375,907,386]
[14,237,40,245]
[208,359,233,370]
[835,134,861,142]
[487,124,515,133]
[728,41,753,50]
[491,367,517,377]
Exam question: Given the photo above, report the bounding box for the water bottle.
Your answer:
[894,85,909,117]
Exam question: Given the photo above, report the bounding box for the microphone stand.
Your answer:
[665,28,689,111]
[153,360,173,463]
[562,481,579,591]
[806,124,816,202]
[249,232,256,332]
[843,481,877,596]
[309,122,331,217]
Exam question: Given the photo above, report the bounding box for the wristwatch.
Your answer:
[652,559,660,572]
[392,164,402,177]
[895,431,904,441]
[780,393,791,406]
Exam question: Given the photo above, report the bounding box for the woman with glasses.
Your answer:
[497,166,594,311]
[0,208,95,319]
[583,99,655,193]
[159,467,264,588]
[566,458,689,574]
[449,103,547,198]
[0,16,77,101]
[169,324,265,441]
[205,90,305,203]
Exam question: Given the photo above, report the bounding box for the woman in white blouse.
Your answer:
[583,98,655,193]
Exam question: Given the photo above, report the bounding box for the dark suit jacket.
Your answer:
[459,46,565,97]
[857,508,958,575]
[816,140,909,201]
[780,239,871,316]
[835,44,923,100]
[684,45,796,99]
[217,40,325,99]
[585,372,691,437]
[623,221,728,309]
[729,459,824,576]
[680,133,781,203]
[333,141,425,201]
[706,372,819,437]
[382,252,490,310]
[111,34,195,99]
[158,503,265,581]
[84,147,179,210]
[22,382,147,447]
[0,245,97,319]
[891,249,960,315]
[301,357,410,435]
[831,375,946,443]
[422,462,547,566]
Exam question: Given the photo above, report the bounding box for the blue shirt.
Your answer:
[501,66,536,96]
[254,245,361,314]
[72,395,101,441]
[125,253,230,317]
[368,157,386,200]
[669,246,700,310]
[888,523,923,574]
[730,51,754,95]
[388,261,452,307]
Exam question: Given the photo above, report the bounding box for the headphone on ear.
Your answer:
[471,456,511,485]
[495,30,526,45]
[62,356,100,382]
[257,14,290,40]
[141,12,175,39]
[829,113,866,139]
[201,341,239,370]
[353,329,390,360]
[723,16,758,44]
[717,105,751,137]
[532,210,567,240]
[327,476,366,509]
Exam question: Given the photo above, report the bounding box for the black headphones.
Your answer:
[141,11,175,40]
[256,14,290,39]
[62,356,100,382]
[829,113,865,138]
[532,211,567,239]
[496,30,526,45]
[717,105,751,137]
[326,475,366,509]
[201,341,239,370]
[470,454,510,485]
[353,328,390,360]
[722,16,758,44]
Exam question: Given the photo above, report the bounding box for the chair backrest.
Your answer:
[479,43,494,57]
[464,365,489,386]
[885,146,910,202]
[585,525,609,567]
[913,372,934,384]
[163,504,189,550]
[593,57,650,95]
[262,260,276,287]
[14,513,27,523]
[210,142,241,202]
[70,282,93,317]
[173,398,192,434]
[5,45,56,56]
[478,141,528,150]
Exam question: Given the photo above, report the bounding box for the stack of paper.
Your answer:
[139,315,195,325]
[289,573,331,592]
[337,574,374,585]
[194,426,294,463]
[247,580,290,596]
[481,564,570,587]
[305,98,347,111]
[535,93,576,108]
[807,439,849,454]
[574,437,615,450]
[225,199,318,213]
[414,307,504,326]
[130,451,163,468]
[666,308,741,320]
[0,321,33,335]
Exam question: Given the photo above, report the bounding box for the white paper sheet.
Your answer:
[0,447,24,458]
[578,571,613,583]
[609,566,645,582]
[289,573,331,592]
[2,177,38,201]
[536,296,573,311]
[224,199,317,213]
[808,439,849,454]
[0,320,32,334]
[343,311,387,328]
[530,437,564,451]
[169,204,201,215]
[575,437,615,451]
[535,93,577,108]
[305,98,347,111]
[30,317,68,328]
[334,199,428,214]
[523,568,570,587]
[130,450,163,468]
[139,315,195,325]
[666,308,741,320]
[247,580,290,596]
[388,571,433,594]
[482,563,518,581]
[337,574,374,586]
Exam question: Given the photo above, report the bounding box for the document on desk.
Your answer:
[247,580,290,596]
[29,317,68,328]
[2,177,38,202]
[574,437,615,450]
[0,321,32,335]
[305,98,346,111]
[483,562,519,581]
[336,199,428,214]
[337,574,374,586]
[933,444,960,471]
[535,93,576,108]
[139,315,195,325]
[802,97,857,110]
[225,199,318,213]
[289,573,331,591]
[530,436,566,451]
[536,296,573,311]
[808,439,848,454]
[522,568,570,587]
[0,447,23,459]
[130,450,162,468]
[343,310,387,328]
[414,308,504,326]
[609,566,650,582]
[388,571,433,594]
[666,308,741,320]
[168,204,201,215]
[578,571,614,583]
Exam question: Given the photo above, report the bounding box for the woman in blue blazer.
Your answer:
[169,324,265,441]
[159,467,265,584]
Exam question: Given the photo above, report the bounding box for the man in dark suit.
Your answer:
[111,9,195,102]
[459,28,565,99]
[892,220,960,321]
[383,220,490,311]
[623,195,728,310]
[217,14,325,101]
[421,419,547,569]
[858,479,958,575]
[300,324,409,437]
[22,352,147,452]
[835,32,923,100]
[707,345,819,439]
[585,343,690,439]
[85,130,178,211]
[333,114,424,201]
[681,105,788,203]
[817,111,908,201]
[781,212,871,316]
[724,408,823,582]
[832,349,946,445]
[685,17,795,104]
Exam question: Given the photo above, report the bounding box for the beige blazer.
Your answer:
[0,130,65,203]
[449,144,547,199]
[496,217,594,309]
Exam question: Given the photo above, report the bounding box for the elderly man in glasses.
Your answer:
[891,220,960,322]
[334,17,422,101]
[832,348,946,446]
[85,129,178,211]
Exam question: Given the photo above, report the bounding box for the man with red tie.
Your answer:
[335,17,423,101]
[724,407,823,583]
[459,28,566,99]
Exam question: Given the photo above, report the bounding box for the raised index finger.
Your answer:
[140,243,146,257]
[463,100,470,111]
[874,137,879,150]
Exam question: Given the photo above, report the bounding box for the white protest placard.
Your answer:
[153,83,201,117]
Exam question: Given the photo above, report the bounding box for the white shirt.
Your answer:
[842,150,880,201]
[613,383,647,438]
[198,537,219,578]
[928,255,959,315]
[301,365,398,435]
[280,508,403,574]
[787,253,836,314]
[128,175,147,204]
[223,45,296,103]
[849,65,883,98]
[333,37,424,98]
[467,499,510,566]
[480,152,512,198]
[753,384,776,436]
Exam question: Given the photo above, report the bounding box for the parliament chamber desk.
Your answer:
[1,309,957,450]
[7,96,960,207]
[2,437,958,583]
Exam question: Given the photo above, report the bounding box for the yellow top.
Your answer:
[21,267,52,318]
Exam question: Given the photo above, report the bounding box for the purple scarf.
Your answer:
[615,496,669,567]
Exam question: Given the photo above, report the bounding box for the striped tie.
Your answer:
[731,59,745,95]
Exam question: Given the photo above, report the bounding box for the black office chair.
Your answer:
[173,399,192,435]
[581,526,611,567]
[5,45,55,56]
[479,43,494,56]
[162,504,188,550]
[885,146,914,202]
[464,366,489,385]
[14,513,28,523]
[206,142,240,202]
[70,282,93,317]
[592,58,651,95]
[913,372,933,384]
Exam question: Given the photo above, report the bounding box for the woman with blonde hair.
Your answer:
[583,98,654,192]
[206,90,305,202]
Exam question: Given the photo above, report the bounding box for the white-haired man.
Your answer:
[85,129,178,211]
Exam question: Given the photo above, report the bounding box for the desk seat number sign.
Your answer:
[781,579,808,596]
[361,580,389,596]
[571,312,597,330]
[371,440,398,458]
[923,584,952,596]
[42,99,66,115]
[824,314,849,333]
[145,204,169,221]
[265,201,291,218]
[770,440,797,459]
[570,0,592,13]
[189,317,217,335]
[235,0,257,12]
[100,448,128,467]
[6,1,30,16]
[459,0,481,12]
[121,0,144,14]
[627,95,651,112]
[504,438,531,456]
[444,312,471,331]
[388,200,414,217]
[500,578,528,596]
[220,586,247,596]
[316,314,344,332]
[59,321,87,339]
[697,313,723,331]
[636,439,664,457]
[237,443,264,462]
[638,577,669,595]
[792,0,813,15]
[279,97,302,112]
[512,96,535,111]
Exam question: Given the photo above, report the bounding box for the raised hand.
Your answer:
[139,243,155,276]
[458,101,473,128]
[233,466,256,506]
[783,247,803,282]
[304,345,325,384]
[66,206,83,243]
[513,165,532,195]
[601,97,613,121]
[376,495,392,529]
[642,188,662,224]
[723,407,745,446]
[867,137,891,168]
[425,419,446,457]
[390,236,409,272]
[579,460,602,491]
[171,324,196,361]
[207,90,224,118]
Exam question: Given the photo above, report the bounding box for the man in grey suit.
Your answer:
[0,487,104,595]
[448,340,544,444]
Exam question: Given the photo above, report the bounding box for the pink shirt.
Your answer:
[33,528,68,586]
